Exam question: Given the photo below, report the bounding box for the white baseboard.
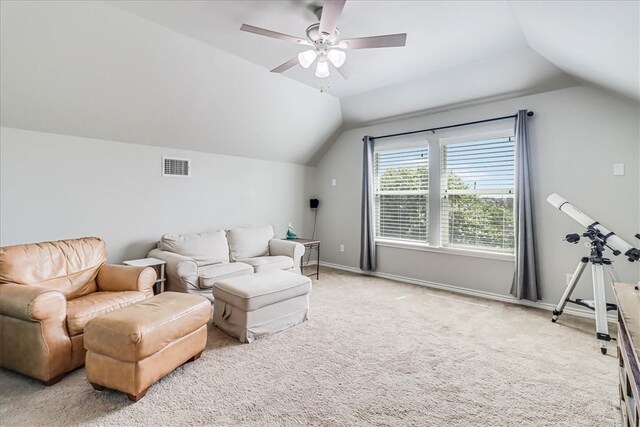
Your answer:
[311,260,616,323]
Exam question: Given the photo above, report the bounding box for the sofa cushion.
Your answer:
[197,262,253,289]
[0,237,106,300]
[226,225,274,261]
[66,291,146,336]
[213,270,311,312]
[159,231,229,266]
[239,256,294,273]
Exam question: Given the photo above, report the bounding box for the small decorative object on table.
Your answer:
[123,257,166,294]
[286,222,298,240]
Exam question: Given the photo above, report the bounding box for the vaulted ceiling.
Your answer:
[0,1,342,164]
[1,1,637,165]
[112,1,529,98]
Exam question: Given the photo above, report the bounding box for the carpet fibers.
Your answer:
[0,267,621,426]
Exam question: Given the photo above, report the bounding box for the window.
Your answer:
[373,131,515,256]
[374,146,429,243]
[440,137,515,253]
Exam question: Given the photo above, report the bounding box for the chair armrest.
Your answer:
[269,239,305,262]
[148,249,199,292]
[96,264,156,296]
[0,283,66,322]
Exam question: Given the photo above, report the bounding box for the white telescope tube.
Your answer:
[547,193,639,261]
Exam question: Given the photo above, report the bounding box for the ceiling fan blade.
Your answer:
[270,57,300,73]
[319,0,346,38]
[240,24,311,46]
[341,33,407,49]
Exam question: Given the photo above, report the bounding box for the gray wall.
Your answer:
[0,127,313,262]
[311,86,640,306]
[2,85,638,305]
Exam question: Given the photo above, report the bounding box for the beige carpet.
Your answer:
[0,267,621,426]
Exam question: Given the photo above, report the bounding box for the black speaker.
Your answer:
[310,198,319,209]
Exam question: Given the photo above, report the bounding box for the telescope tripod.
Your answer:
[551,229,620,355]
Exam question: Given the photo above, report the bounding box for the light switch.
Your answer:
[331,178,337,186]
[613,163,625,176]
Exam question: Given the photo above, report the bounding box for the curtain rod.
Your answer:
[368,111,534,141]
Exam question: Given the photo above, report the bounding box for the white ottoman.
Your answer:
[212,270,311,343]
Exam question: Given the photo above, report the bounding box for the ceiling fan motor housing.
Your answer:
[306,23,339,45]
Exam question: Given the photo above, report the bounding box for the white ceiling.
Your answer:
[111,1,639,104]
[340,47,578,125]
[1,1,638,165]
[112,1,530,98]
[511,1,639,102]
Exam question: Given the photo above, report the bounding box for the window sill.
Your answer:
[375,239,515,262]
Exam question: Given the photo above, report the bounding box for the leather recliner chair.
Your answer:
[0,237,157,385]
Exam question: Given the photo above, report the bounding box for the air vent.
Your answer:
[162,157,190,177]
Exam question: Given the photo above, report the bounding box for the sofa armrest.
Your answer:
[0,283,66,322]
[148,249,199,292]
[0,283,72,383]
[96,264,156,296]
[269,239,305,263]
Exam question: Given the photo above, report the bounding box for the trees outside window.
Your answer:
[374,135,515,255]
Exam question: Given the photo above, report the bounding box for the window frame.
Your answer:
[373,139,430,245]
[372,127,516,261]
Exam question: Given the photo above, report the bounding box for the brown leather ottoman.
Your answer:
[84,292,210,401]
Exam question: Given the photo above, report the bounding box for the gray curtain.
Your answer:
[360,136,376,271]
[510,110,539,301]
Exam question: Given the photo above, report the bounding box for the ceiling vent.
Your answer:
[162,156,190,177]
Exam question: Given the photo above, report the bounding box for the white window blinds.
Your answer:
[374,146,429,243]
[440,136,515,253]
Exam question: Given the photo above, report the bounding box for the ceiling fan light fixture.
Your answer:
[315,59,330,78]
[240,0,408,80]
[298,49,318,68]
[327,49,346,68]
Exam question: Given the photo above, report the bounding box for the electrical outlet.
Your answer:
[331,178,337,187]
[566,273,574,286]
[339,244,345,252]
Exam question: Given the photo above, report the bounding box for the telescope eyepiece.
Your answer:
[564,233,580,244]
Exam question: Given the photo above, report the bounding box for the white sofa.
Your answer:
[148,225,304,301]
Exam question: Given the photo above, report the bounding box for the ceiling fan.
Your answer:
[240,0,407,79]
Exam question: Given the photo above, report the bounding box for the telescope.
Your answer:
[547,193,640,355]
[547,193,640,262]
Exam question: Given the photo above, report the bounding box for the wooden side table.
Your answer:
[123,257,166,294]
[286,238,320,280]
[613,282,640,427]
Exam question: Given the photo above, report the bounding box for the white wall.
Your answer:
[0,127,313,262]
[311,86,640,306]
